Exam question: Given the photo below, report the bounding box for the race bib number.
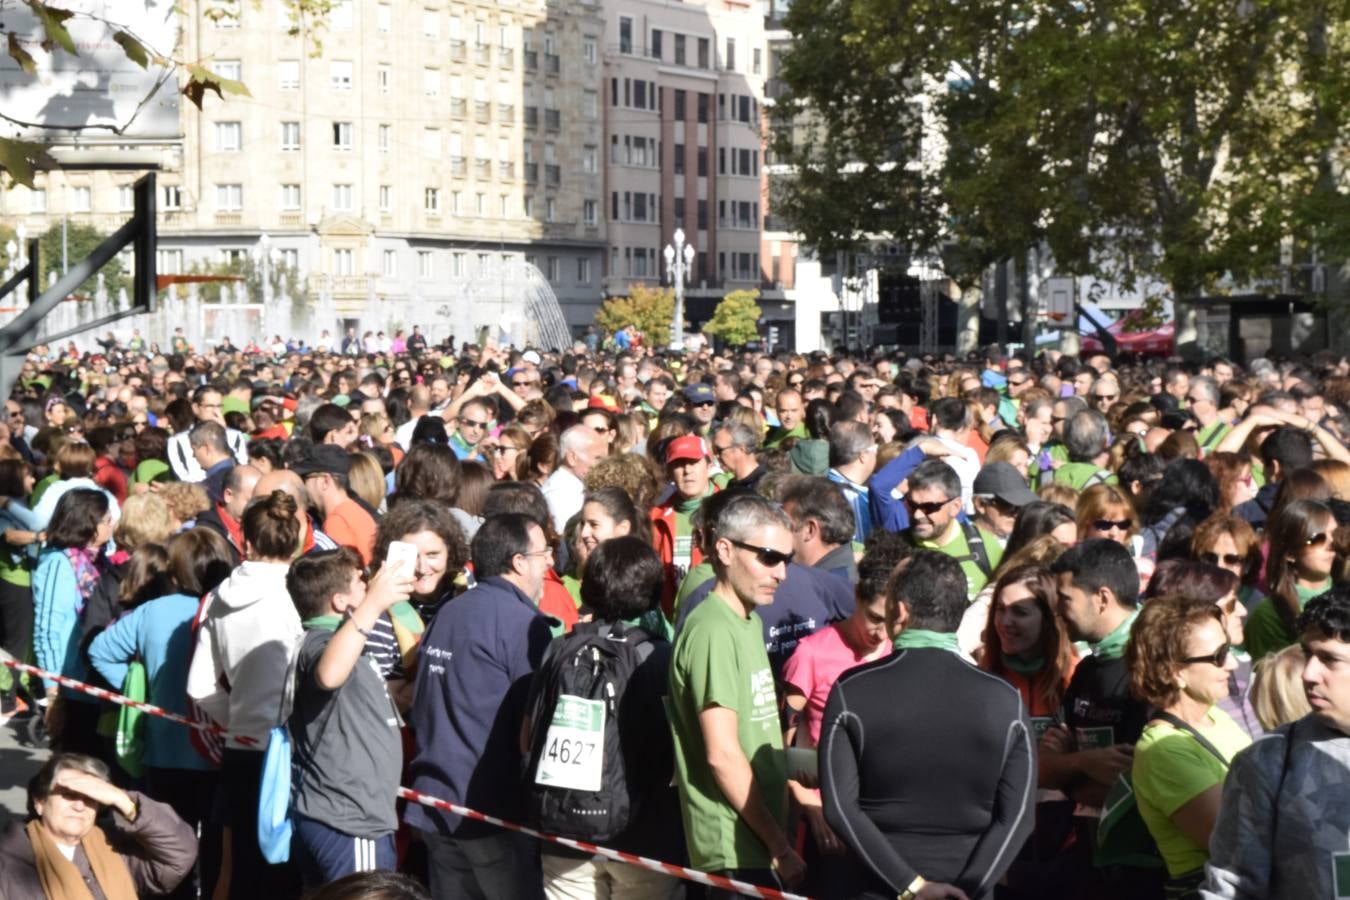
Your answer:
[1075,725,1115,750]
[673,536,693,581]
[1333,852,1350,898]
[534,695,605,792]
[1030,717,1055,742]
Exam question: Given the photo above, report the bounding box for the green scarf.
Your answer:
[893,629,961,653]
[304,615,342,632]
[1003,654,1045,675]
[1090,611,1137,661]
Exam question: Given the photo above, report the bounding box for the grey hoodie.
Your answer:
[185,560,302,749]
[1202,716,1350,899]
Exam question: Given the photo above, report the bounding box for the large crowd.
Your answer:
[0,326,1348,900]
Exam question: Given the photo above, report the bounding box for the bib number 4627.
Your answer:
[534,695,605,792]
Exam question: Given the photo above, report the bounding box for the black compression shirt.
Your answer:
[819,646,1036,900]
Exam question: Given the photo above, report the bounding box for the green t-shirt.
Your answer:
[1196,419,1231,455]
[916,523,1003,599]
[669,592,786,871]
[1245,581,1331,662]
[1053,461,1117,491]
[1133,707,1252,877]
[29,473,58,509]
[673,562,715,623]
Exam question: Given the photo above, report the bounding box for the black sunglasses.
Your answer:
[1201,551,1244,567]
[905,496,950,516]
[1182,642,1231,668]
[727,539,793,568]
[1093,518,1133,532]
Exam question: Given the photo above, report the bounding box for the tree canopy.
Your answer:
[703,290,762,347]
[595,284,676,342]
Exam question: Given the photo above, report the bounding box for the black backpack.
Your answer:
[525,620,654,841]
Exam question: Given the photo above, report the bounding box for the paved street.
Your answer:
[0,712,48,826]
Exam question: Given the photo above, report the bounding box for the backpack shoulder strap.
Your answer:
[1083,468,1112,488]
[1153,711,1228,765]
[957,519,993,577]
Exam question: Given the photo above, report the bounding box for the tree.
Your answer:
[37,223,129,300]
[776,0,1350,337]
[595,284,675,343]
[703,290,762,347]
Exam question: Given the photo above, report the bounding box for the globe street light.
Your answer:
[664,228,696,351]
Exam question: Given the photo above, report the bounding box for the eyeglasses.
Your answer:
[458,418,490,430]
[728,539,794,568]
[1201,551,1245,567]
[1182,642,1231,668]
[1093,394,1118,403]
[1306,532,1332,548]
[904,496,950,516]
[713,443,736,455]
[518,547,554,560]
[693,400,716,408]
[493,445,520,455]
[1008,378,1029,387]
[1092,518,1133,532]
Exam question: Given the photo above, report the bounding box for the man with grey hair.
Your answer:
[1186,375,1229,455]
[779,476,858,583]
[827,420,878,544]
[712,421,766,492]
[1053,409,1116,490]
[190,420,236,505]
[669,493,806,893]
[541,424,607,532]
[902,459,1001,599]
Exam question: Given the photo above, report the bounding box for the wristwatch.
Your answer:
[899,875,926,900]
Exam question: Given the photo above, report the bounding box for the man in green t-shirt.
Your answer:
[669,493,804,893]
[1053,409,1117,490]
[902,459,1002,599]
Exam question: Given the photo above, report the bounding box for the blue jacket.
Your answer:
[868,446,928,533]
[404,576,553,837]
[88,593,213,771]
[32,550,93,699]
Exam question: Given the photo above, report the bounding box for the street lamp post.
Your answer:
[663,227,696,351]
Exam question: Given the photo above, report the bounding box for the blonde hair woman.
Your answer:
[1249,644,1313,730]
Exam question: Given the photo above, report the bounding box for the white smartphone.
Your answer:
[386,540,418,577]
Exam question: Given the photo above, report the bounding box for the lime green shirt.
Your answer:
[1053,461,1117,491]
[1133,707,1251,877]
[1245,581,1331,662]
[916,524,1004,599]
[669,592,786,871]
[673,562,715,624]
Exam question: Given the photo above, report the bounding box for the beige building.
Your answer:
[1,0,608,338]
[602,0,799,346]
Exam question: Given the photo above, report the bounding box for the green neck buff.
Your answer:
[1003,654,1046,675]
[893,629,961,653]
[1090,611,1138,661]
[304,615,343,632]
[675,491,707,515]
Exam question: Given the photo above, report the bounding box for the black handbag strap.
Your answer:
[1153,711,1228,765]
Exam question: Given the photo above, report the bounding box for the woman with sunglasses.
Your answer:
[489,424,531,481]
[1125,595,1251,898]
[1076,484,1154,590]
[1189,513,1263,609]
[1245,499,1338,662]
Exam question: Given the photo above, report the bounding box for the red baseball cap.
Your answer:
[665,434,709,465]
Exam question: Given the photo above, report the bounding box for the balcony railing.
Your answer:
[545,164,560,185]
[474,101,491,123]
[524,162,538,183]
[498,48,514,68]
[278,213,303,227]
[523,49,538,70]
[523,106,538,127]
[450,156,467,176]
[545,54,560,74]
[449,39,465,61]
[475,159,491,178]
[215,212,242,225]
[499,161,515,179]
[450,97,466,118]
[497,102,514,120]
[544,108,560,130]
[474,43,491,65]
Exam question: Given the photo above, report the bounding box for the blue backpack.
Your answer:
[258,636,304,864]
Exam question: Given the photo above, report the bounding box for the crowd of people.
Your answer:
[0,334,1348,900]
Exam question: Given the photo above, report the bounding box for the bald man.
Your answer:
[252,468,340,557]
[196,464,262,563]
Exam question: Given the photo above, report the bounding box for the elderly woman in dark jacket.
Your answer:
[0,752,196,899]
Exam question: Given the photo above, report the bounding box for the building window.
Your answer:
[674,34,686,65]
[157,249,183,273]
[582,146,597,173]
[725,37,735,71]
[523,195,534,217]
[382,249,397,276]
[278,60,300,89]
[378,124,391,152]
[333,183,353,210]
[753,47,762,74]
[618,17,632,54]
[378,65,391,92]
[280,184,301,210]
[576,257,591,283]
[333,121,353,149]
[475,193,486,216]
[697,92,709,123]
[697,37,709,69]
[333,247,354,275]
[331,0,353,30]
[499,194,509,216]
[651,29,663,59]
[330,60,353,90]
[424,187,440,212]
[545,197,556,222]
[546,256,560,282]
[376,3,391,31]
[697,146,707,176]
[69,186,92,212]
[451,252,465,277]
[450,191,461,214]
[674,89,686,120]
[280,248,298,268]
[583,199,597,225]
[281,121,300,151]
[117,184,134,210]
[379,185,392,212]
[478,253,492,276]
[421,8,438,37]
[215,121,241,151]
[216,184,242,211]
[418,250,433,278]
[674,142,685,174]
[583,90,597,118]
[161,185,181,210]
[213,59,241,81]
[583,37,597,64]
[423,128,440,157]
[423,68,439,96]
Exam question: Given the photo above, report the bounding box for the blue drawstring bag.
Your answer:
[257,636,303,864]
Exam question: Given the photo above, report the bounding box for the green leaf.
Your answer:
[112,31,149,69]
[7,33,37,74]
[0,137,55,188]
[28,2,77,55]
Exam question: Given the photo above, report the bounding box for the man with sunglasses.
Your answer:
[1187,376,1230,457]
[684,383,719,435]
[972,462,1037,549]
[1201,588,1350,900]
[902,460,1001,600]
[669,494,805,895]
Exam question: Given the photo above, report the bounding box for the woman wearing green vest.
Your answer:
[1245,499,1338,662]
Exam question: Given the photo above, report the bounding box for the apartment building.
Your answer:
[0,0,607,335]
[603,0,798,342]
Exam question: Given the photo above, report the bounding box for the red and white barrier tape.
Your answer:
[1,654,811,900]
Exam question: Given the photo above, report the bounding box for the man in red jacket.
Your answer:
[651,434,716,616]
